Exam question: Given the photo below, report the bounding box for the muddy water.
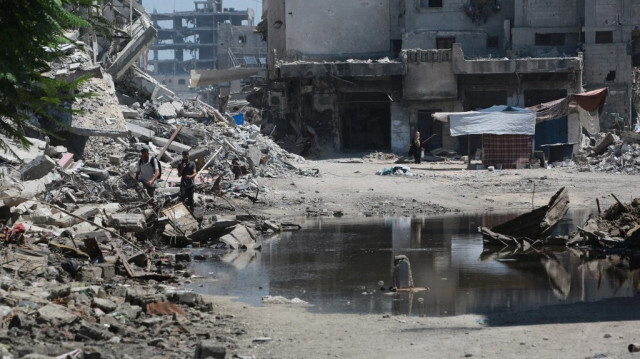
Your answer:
[188,210,640,317]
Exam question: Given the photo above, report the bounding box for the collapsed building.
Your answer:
[146,0,267,107]
[260,0,637,157]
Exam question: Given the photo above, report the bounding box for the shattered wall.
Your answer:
[217,23,267,69]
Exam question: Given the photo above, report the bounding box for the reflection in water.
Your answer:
[189,210,640,317]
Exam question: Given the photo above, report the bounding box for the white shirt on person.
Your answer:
[136,157,158,185]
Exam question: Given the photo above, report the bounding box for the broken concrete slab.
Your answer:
[152,136,191,153]
[157,102,177,119]
[20,155,56,181]
[54,206,99,228]
[127,122,155,141]
[121,66,176,102]
[109,213,146,232]
[68,74,128,137]
[107,15,157,81]
[37,304,77,324]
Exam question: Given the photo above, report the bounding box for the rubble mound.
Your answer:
[574,132,640,174]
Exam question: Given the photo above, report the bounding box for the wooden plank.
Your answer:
[155,125,183,160]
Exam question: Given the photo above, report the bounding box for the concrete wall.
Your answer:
[266,0,286,80]
[516,0,579,28]
[402,0,512,56]
[284,0,390,57]
[403,50,457,100]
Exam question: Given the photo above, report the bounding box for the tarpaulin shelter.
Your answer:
[433,106,536,169]
[526,87,608,135]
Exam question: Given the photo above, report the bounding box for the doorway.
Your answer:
[341,93,391,150]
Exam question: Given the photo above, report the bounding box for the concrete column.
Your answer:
[390,102,410,155]
[514,0,524,27]
[584,0,595,44]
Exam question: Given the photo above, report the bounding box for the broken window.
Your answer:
[595,31,613,44]
[486,36,499,48]
[436,37,455,49]
[420,0,442,7]
[535,33,565,46]
[238,35,247,44]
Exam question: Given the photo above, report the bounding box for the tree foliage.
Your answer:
[0,0,103,150]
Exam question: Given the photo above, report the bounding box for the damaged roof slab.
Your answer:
[451,44,582,75]
[277,61,404,79]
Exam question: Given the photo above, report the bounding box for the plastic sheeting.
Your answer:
[447,106,536,136]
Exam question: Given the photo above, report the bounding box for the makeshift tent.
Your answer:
[433,106,536,169]
[526,87,608,135]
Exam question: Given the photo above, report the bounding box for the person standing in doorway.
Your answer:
[135,146,159,198]
[178,150,197,212]
[409,131,423,164]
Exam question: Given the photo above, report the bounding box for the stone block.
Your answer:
[58,152,73,169]
[48,285,71,299]
[157,102,177,119]
[96,263,116,281]
[55,206,99,228]
[21,155,56,181]
[92,297,117,313]
[109,155,122,165]
[77,267,102,282]
[168,291,202,307]
[37,304,77,324]
[109,213,146,232]
[194,340,226,359]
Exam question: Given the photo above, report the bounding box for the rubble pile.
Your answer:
[575,132,640,174]
[0,1,313,358]
[567,195,640,250]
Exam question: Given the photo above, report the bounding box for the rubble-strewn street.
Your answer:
[7,0,640,358]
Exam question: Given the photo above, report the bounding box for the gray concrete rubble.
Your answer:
[0,2,308,358]
[575,131,640,174]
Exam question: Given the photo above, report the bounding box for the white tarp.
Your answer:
[436,106,536,136]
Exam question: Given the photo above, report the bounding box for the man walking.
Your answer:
[178,150,197,212]
[135,146,159,197]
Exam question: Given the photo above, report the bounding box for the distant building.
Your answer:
[261,0,636,156]
[146,0,265,105]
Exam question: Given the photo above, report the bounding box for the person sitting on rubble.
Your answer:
[135,146,159,198]
[178,150,197,212]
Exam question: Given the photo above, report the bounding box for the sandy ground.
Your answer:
[206,158,640,359]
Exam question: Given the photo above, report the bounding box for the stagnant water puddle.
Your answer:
[187,210,640,317]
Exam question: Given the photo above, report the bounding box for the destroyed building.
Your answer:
[147,0,266,105]
[261,0,636,156]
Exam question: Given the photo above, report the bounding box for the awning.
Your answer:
[526,87,608,123]
[434,105,536,136]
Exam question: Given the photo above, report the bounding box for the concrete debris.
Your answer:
[0,1,310,358]
[575,132,640,174]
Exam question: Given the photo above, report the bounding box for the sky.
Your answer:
[142,0,262,16]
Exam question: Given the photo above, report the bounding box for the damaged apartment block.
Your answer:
[261,0,637,159]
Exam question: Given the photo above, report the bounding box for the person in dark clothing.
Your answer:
[178,150,197,212]
[408,131,423,164]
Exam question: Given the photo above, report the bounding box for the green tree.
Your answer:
[0,0,101,152]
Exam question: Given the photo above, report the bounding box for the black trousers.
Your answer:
[180,184,194,211]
